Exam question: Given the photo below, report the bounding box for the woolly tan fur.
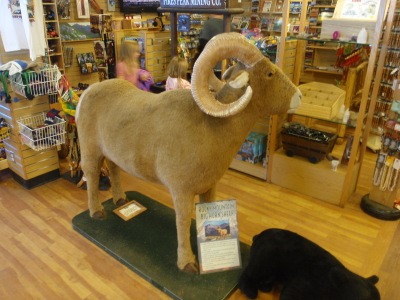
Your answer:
[76,33,301,273]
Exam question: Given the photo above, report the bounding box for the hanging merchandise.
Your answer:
[0,0,46,60]
[93,41,107,67]
[0,70,11,103]
[57,0,71,19]
[76,53,99,74]
[64,47,74,67]
[8,0,34,20]
[7,62,61,100]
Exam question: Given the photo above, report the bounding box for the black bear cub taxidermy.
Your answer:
[239,229,380,300]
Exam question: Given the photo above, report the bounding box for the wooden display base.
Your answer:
[12,169,60,189]
[271,148,359,206]
[72,191,250,300]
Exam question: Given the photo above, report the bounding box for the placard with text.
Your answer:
[195,199,241,274]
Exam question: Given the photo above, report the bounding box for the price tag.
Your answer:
[385,156,395,167]
[393,158,400,170]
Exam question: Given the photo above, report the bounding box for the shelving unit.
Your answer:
[42,0,65,105]
[0,94,61,188]
[266,0,389,207]
[293,37,371,85]
[0,158,8,170]
[177,14,204,69]
[42,1,65,73]
[308,4,335,36]
[362,0,400,208]
[114,29,172,83]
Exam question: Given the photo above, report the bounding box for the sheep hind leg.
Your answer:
[81,154,105,219]
[199,186,216,203]
[106,158,128,206]
[172,193,198,273]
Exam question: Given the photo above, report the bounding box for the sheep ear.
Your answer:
[222,62,246,81]
[252,233,260,242]
[366,275,379,285]
[228,71,249,89]
[222,66,235,81]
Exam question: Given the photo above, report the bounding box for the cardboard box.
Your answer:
[121,20,132,29]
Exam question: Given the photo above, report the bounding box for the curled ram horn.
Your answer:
[191,32,264,118]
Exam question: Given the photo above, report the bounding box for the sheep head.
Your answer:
[191,32,301,118]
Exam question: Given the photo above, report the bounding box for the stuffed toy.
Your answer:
[239,228,380,300]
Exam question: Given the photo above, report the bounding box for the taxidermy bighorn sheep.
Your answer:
[76,32,301,273]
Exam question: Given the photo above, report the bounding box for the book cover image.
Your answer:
[195,199,241,274]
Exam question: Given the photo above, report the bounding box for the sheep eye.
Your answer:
[268,72,274,77]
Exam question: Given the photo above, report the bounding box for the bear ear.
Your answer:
[252,233,260,242]
[329,267,349,287]
[366,275,379,285]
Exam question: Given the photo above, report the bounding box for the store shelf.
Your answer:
[271,148,360,205]
[304,68,343,75]
[229,159,266,180]
[290,112,358,128]
[0,159,8,170]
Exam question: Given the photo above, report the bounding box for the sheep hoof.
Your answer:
[116,198,129,206]
[92,210,107,219]
[182,262,199,274]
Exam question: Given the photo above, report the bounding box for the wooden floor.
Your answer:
[0,147,399,300]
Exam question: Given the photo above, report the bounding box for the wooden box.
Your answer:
[295,82,345,120]
[281,129,337,163]
[121,20,132,29]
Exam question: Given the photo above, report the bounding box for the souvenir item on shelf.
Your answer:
[76,52,98,74]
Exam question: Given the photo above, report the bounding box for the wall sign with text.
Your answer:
[160,0,225,9]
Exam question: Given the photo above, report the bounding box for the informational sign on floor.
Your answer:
[195,199,241,274]
[114,200,146,221]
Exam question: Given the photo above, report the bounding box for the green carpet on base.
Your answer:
[72,191,250,300]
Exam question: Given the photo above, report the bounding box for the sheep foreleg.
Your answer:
[172,193,198,273]
[199,186,216,203]
[106,158,128,206]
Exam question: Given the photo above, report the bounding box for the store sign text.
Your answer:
[160,0,225,9]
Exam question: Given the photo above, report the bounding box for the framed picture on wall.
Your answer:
[76,0,90,19]
[60,22,101,42]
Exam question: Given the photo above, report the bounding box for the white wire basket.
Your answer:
[10,63,61,98]
[17,112,66,151]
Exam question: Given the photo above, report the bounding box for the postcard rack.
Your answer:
[9,63,61,99]
[17,112,66,151]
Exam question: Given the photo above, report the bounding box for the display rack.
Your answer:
[42,1,65,73]
[42,0,65,105]
[267,0,389,207]
[362,0,400,209]
[1,94,61,188]
[114,29,172,83]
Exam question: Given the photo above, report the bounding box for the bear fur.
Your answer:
[239,228,380,300]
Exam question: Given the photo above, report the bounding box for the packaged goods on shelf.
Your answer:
[17,110,66,151]
[235,132,267,164]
